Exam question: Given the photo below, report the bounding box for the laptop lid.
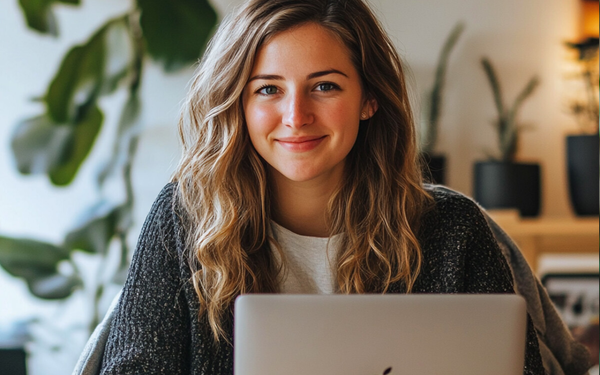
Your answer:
[234,294,527,375]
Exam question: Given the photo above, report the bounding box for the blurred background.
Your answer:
[0,0,598,374]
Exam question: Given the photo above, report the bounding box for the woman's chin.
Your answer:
[270,164,345,187]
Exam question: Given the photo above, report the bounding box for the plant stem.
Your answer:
[121,8,144,226]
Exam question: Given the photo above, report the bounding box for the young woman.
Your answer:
[99,0,545,373]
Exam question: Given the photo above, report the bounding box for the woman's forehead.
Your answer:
[250,23,357,79]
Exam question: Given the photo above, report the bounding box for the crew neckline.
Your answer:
[270,220,343,241]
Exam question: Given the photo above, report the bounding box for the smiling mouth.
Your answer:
[275,135,327,152]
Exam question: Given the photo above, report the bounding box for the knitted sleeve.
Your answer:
[100,183,191,374]
[460,199,546,375]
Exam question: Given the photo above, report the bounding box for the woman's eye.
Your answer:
[316,83,338,92]
[257,85,278,95]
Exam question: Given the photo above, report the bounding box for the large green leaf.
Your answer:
[49,105,104,185]
[46,31,105,123]
[45,18,127,119]
[138,0,217,71]
[28,272,83,299]
[18,0,81,36]
[0,236,83,299]
[19,0,57,35]
[45,17,132,121]
[0,236,70,279]
[10,114,72,175]
[64,201,126,254]
[11,106,103,184]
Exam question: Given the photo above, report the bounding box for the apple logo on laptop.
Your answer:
[383,367,392,374]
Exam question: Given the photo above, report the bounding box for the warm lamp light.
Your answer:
[581,0,599,39]
[569,0,599,60]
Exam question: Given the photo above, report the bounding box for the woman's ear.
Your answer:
[362,98,378,119]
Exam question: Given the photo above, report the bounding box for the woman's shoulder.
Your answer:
[154,181,178,206]
[146,182,181,218]
[423,183,486,223]
[137,182,186,253]
[415,185,514,294]
[418,183,500,254]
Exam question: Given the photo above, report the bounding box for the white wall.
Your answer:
[370,0,581,217]
[0,0,585,373]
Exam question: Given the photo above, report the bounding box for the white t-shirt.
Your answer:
[269,221,342,294]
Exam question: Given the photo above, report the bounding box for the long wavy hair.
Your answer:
[172,0,433,341]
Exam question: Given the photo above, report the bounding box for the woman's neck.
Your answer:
[270,169,342,238]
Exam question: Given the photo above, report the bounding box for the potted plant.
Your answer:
[564,36,599,216]
[419,22,465,185]
[473,57,541,217]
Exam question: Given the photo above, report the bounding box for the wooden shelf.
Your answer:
[487,210,599,272]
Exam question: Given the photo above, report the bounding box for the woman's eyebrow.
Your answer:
[247,74,284,83]
[307,69,348,79]
[247,69,348,83]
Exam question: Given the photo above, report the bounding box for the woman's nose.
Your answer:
[282,93,314,129]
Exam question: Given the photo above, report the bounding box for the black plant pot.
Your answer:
[421,153,446,185]
[0,348,27,375]
[473,161,541,217]
[567,134,599,216]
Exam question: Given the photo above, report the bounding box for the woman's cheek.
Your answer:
[247,103,278,134]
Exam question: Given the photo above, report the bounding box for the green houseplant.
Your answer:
[419,22,465,185]
[0,0,217,360]
[473,57,541,216]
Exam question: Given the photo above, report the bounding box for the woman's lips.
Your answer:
[276,135,327,152]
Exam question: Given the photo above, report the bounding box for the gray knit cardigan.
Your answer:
[73,183,591,375]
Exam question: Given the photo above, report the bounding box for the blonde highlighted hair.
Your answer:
[172,0,433,342]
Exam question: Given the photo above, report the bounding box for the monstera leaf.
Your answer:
[48,105,104,185]
[11,105,104,185]
[10,114,72,175]
[0,236,82,299]
[18,0,81,36]
[138,0,217,71]
[46,17,131,124]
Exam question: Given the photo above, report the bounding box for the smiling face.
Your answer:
[242,22,376,189]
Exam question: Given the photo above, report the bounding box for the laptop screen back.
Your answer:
[234,294,527,375]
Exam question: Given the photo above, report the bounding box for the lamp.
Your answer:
[581,0,599,40]
[566,0,599,60]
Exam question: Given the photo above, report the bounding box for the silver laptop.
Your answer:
[234,294,527,375]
